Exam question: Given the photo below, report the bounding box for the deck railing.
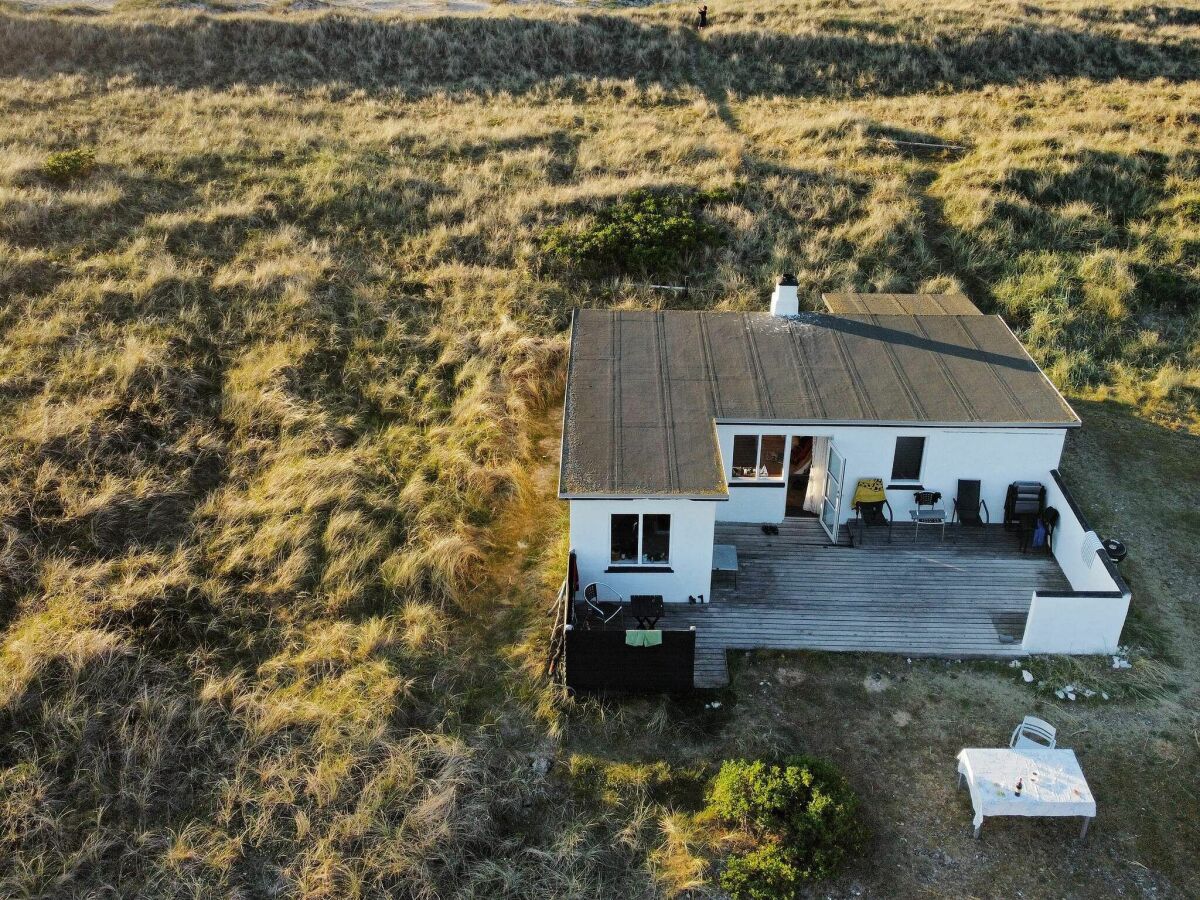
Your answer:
[545,552,575,682]
[1021,470,1131,654]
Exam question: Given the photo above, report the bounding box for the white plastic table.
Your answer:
[956,748,1096,839]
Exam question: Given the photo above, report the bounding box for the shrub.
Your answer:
[719,842,800,900]
[708,756,865,893]
[42,147,96,183]
[540,187,726,276]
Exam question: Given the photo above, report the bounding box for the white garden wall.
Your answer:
[1021,592,1130,654]
[1020,470,1131,654]
[568,497,717,603]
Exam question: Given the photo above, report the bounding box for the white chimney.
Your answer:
[770,274,799,317]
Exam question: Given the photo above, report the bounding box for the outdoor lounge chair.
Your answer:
[852,498,893,545]
[1004,482,1045,529]
[580,582,624,626]
[1010,715,1057,750]
[952,480,989,527]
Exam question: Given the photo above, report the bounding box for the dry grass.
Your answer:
[0,0,1198,896]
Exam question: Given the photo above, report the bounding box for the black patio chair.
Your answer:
[913,490,943,512]
[579,582,624,627]
[952,480,989,527]
[853,499,893,545]
[1004,482,1045,528]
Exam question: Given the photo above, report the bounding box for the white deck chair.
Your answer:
[1010,715,1057,750]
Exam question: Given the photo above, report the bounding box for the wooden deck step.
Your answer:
[693,645,729,688]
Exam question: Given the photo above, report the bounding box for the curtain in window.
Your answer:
[803,436,829,514]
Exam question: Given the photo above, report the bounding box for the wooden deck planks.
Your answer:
[681,523,1068,687]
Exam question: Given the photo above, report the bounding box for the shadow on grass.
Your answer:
[1060,398,1200,658]
[0,12,1197,99]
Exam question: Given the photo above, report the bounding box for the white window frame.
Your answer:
[609,513,672,566]
[730,434,787,482]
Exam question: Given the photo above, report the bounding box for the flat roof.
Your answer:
[559,309,1080,498]
[822,293,982,315]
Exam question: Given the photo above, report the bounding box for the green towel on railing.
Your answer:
[625,630,663,647]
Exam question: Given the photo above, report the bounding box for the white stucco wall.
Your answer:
[723,485,789,522]
[569,497,717,603]
[715,424,1069,525]
[1022,592,1130,654]
[1043,472,1119,592]
[1020,471,1131,654]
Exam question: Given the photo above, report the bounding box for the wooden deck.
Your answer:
[668,519,1070,688]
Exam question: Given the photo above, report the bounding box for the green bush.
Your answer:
[708,756,865,894]
[540,187,726,276]
[42,147,96,183]
[720,843,800,900]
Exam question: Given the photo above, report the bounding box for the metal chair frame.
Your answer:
[853,499,893,545]
[952,479,990,527]
[582,582,625,625]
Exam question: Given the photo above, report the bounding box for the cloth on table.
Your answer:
[851,477,886,508]
[625,630,663,647]
[956,748,1095,831]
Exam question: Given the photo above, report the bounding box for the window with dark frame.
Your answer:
[730,434,787,480]
[610,514,639,563]
[891,436,925,482]
[641,514,671,564]
[731,435,758,479]
[609,513,672,566]
[760,435,785,478]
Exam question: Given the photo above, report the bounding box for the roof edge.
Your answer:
[559,490,730,501]
[713,417,1081,429]
[555,308,580,499]
[993,314,1082,427]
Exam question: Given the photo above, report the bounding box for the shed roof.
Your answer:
[822,293,982,315]
[559,308,1079,498]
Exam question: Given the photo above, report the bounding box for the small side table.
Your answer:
[712,544,739,589]
[629,594,664,628]
[909,508,947,541]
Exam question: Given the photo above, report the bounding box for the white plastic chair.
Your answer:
[1010,715,1057,750]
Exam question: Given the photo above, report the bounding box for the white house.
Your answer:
[558,279,1130,662]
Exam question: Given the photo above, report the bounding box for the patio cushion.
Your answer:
[852,478,886,506]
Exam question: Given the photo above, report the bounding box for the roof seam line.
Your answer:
[742,312,776,418]
[656,312,679,491]
[785,319,827,418]
[829,326,876,419]
[914,316,978,418]
[871,312,927,419]
[611,312,620,491]
[698,313,721,416]
[958,317,1030,418]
